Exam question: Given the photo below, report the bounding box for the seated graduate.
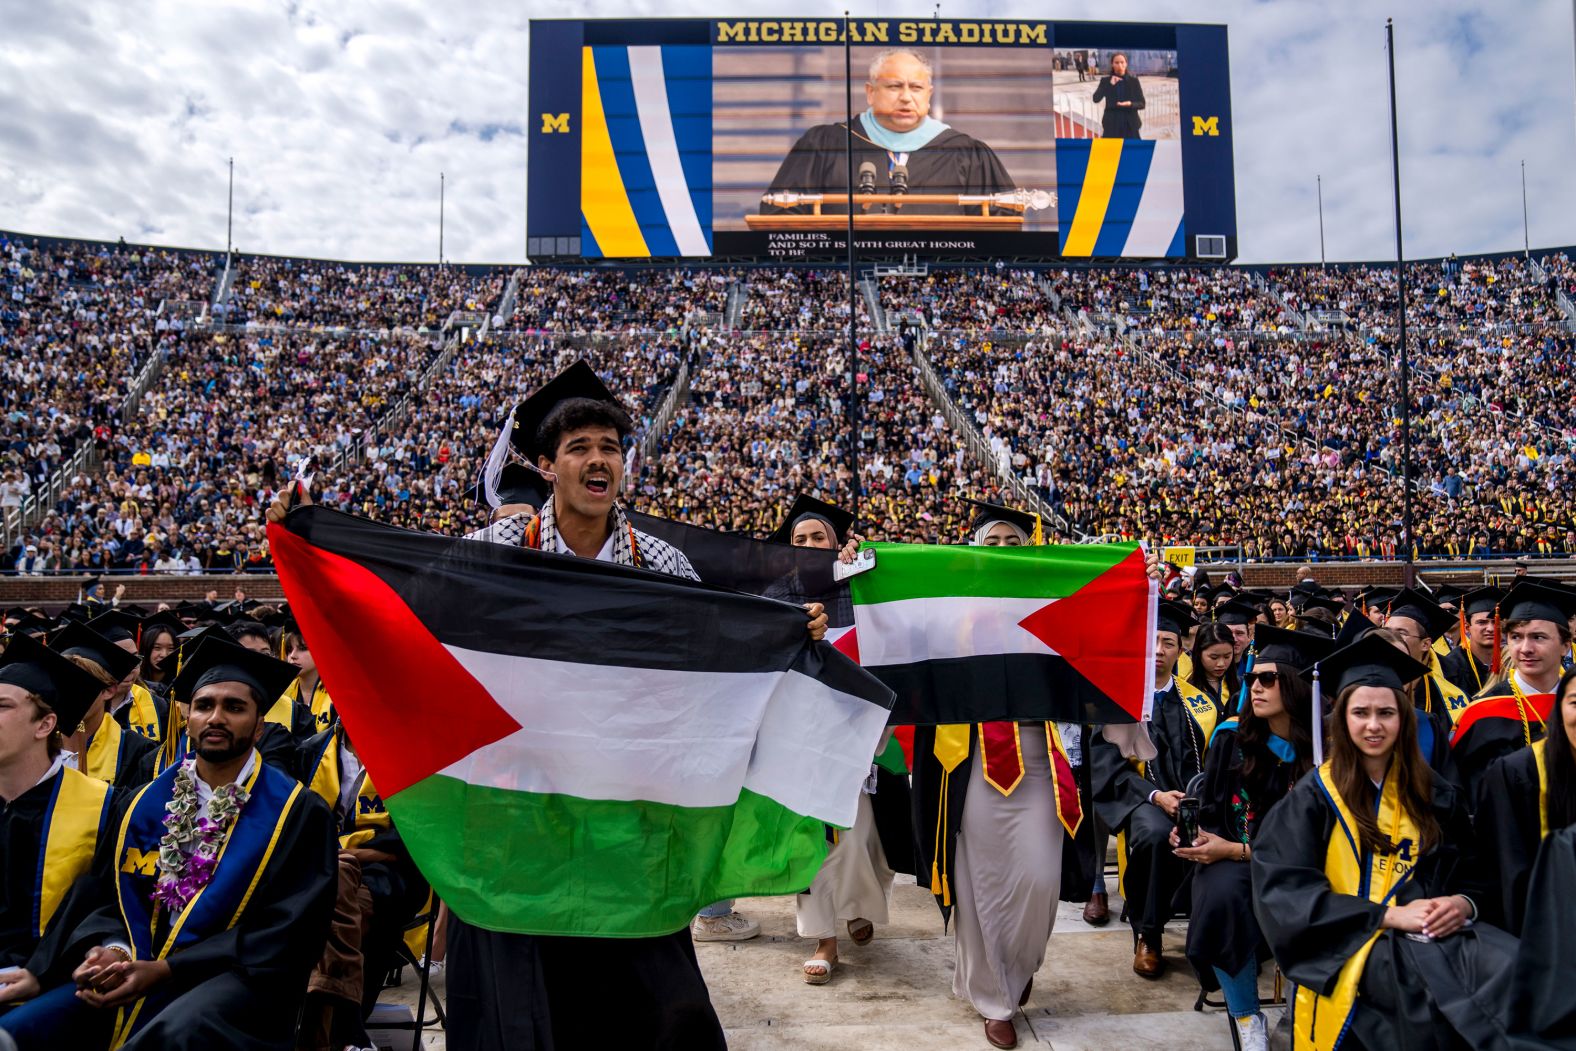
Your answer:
[1504,822,1576,1047]
[1254,635,1517,1051]
[1451,580,1576,799]
[1185,621,1239,714]
[1176,624,1332,1051]
[1091,600,1216,980]
[49,624,157,788]
[1437,587,1502,700]
[4,637,337,1051]
[1473,666,1576,935]
[89,610,171,745]
[296,718,429,1051]
[0,636,126,1023]
[1378,588,1472,726]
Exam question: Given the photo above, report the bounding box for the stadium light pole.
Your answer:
[1316,174,1326,268]
[439,172,446,265]
[226,157,235,256]
[1521,160,1530,258]
[1386,19,1414,582]
[843,11,861,523]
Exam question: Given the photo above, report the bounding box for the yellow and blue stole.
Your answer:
[268,679,334,734]
[109,757,305,1048]
[1294,761,1422,1051]
[82,718,137,786]
[301,730,390,851]
[1116,680,1218,894]
[34,768,113,939]
[123,684,162,742]
[1534,744,1550,838]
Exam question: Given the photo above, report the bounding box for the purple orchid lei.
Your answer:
[151,759,249,915]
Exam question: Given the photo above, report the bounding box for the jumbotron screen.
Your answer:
[526,18,1236,262]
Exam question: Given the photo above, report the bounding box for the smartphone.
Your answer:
[1175,797,1201,848]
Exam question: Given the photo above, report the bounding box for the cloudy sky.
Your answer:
[2,0,1573,264]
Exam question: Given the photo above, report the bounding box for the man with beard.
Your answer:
[3,637,335,1050]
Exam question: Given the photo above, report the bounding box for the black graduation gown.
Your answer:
[1438,646,1490,700]
[1472,747,1546,935]
[1410,684,1460,787]
[42,779,337,1051]
[1507,825,1576,1048]
[0,770,127,975]
[113,688,169,742]
[1184,726,1302,982]
[1091,73,1146,138]
[85,721,159,788]
[1252,773,1519,1051]
[1451,682,1550,801]
[764,122,1015,214]
[1090,685,1209,937]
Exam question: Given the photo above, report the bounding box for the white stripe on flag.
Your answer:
[854,595,1059,667]
[628,46,710,258]
[436,645,885,827]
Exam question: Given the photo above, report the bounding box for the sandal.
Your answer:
[847,919,874,946]
[802,957,836,985]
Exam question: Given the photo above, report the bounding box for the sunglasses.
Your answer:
[1246,670,1281,689]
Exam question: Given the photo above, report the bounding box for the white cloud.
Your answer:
[1,0,1572,263]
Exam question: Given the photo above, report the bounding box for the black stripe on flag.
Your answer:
[874,654,1138,726]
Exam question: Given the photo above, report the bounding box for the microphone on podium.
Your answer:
[857,162,877,194]
[890,164,909,195]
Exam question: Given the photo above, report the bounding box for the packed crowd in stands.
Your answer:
[4,228,1576,571]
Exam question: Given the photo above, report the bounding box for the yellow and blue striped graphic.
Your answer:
[1056,139,1185,259]
[581,45,713,258]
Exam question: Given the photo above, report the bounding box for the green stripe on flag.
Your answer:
[851,541,1138,605]
[389,776,829,938]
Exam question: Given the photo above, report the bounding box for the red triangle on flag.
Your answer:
[828,626,859,664]
[1016,546,1152,721]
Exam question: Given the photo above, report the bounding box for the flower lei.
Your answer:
[152,760,249,915]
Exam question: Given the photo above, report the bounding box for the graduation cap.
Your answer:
[1214,597,1260,626]
[0,632,105,733]
[1251,625,1336,672]
[1383,587,1455,640]
[138,611,186,641]
[119,604,152,618]
[7,614,55,639]
[1459,586,1504,619]
[172,625,228,677]
[57,604,93,625]
[1497,580,1576,627]
[965,499,1041,543]
[479,360,629,511]
[168,637,300,710]
[1296,595,1345,619]
[1157,601,1197,638]
[3,607,32,624]
[50,623,141,683]
[469,462,549,512]
[1357,587,1398,611]
[767,494,855,546]
[85,610,141,646]
[1430,584,1464,609]
[1303,633,1431,767]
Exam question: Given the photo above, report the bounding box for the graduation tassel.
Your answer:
[1236,647,1256,716]
[1310,663,1324,770]
[1491,610,1502,675]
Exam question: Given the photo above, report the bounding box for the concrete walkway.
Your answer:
[380,875,1283,1049]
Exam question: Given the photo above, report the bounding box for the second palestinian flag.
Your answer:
[848,541,1155,725]
[268,507,894,938]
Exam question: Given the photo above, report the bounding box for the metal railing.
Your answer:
[641,359,692,460]
[494,269,523,329]
[860,275,887,335]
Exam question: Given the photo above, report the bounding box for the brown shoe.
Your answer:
[983,1018,1019,1049]
[1082,891,1110,926]
[1133,942,1164,980]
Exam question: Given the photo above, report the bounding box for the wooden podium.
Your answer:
[746,192,1030,232]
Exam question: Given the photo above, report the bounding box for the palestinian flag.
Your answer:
[267,507,894,938]
[848,541,1155,725]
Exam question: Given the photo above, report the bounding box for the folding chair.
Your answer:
[372,899,446,1051]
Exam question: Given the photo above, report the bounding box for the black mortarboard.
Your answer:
[1305,633,1429,696]
[138,611,186,640]
[0,632,104,731]
[8,615,55,639]
[1251,625,1335,671]
[173,625,228,676]
[767,494,855,546]
[50,623,141,682]
[1430,584,1463,608]
[1358,587,1398,609]
[965,499,1040,541]
[256,610,289,629]
[85,610,141,646]
[58,604,92,625]
[119,604,152,618]
[1296,595,1345,619]
[1157,601,1197,638]
[1383,587,1455,640]
[1498,580,1576,627]
[168,637,299,709]
[471,463,549,511]
[4,607,31,623]
[1214,598,1260,626]
[1460,586,1504,619]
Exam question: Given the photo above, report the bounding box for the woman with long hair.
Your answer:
[1473,666,1576,935]
[1174,625,1331,1051]
[1186,622,1238,715]
[1254,635,1516,1051]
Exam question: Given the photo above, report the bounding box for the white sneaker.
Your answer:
[691,912,761,942]
[1235,1012,1268,1051]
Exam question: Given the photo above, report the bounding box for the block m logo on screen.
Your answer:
[541,112,571,133]
[1191,115,1220,136]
